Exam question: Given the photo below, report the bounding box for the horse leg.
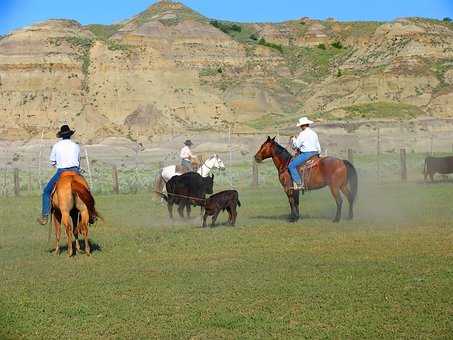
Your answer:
[80,210,91,256]
[61,211,73,257]
[293,190,300,220]
[53,213,61,255]
[286,191,298,222]
[167,201,174,219]
[340,185,354,220]
[71,211,81,253]
[329,185,343,223]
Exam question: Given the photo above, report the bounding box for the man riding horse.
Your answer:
[288,117,321,190]
[36,125,81,225]
[180,139,198,171]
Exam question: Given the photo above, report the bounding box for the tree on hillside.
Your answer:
[443,17,452,22]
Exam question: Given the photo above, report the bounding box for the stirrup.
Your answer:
[36,216,49,225]
[293,182,304,191]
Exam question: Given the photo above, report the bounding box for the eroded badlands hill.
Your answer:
[0,1,452,141]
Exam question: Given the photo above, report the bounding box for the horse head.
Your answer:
[212,154,225,170]
[254,136,275,163]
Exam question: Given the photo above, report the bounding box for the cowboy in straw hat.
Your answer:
[180,139,198,171]
[36,125,81,225]
[288,117,321,190]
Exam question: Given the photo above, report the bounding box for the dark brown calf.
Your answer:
[202,190,241,227]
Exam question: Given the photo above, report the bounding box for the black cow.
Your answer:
[202,190,241,228]
[424,156,453,182]
[161,172,214,219]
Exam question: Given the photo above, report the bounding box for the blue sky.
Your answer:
[1,0,452,35]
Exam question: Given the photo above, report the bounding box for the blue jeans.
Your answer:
[42,167,79,216]
[181,159,193,171]
[288,152,318,185]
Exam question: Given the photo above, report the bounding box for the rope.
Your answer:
[153,190,207,203]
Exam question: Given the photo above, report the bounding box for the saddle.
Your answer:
[175,164,192,174]
[175,161,200,174]
[297,154,321,190]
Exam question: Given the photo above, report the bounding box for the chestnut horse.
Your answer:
[51,172,98,256]
[254,136,357,222]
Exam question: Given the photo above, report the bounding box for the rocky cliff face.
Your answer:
[0,1,452,141]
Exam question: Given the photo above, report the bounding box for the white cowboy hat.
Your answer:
[296,117,314,127]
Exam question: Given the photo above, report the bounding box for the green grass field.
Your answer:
[1,180,453,338]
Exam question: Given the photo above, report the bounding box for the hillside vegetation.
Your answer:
[0,1,452,140]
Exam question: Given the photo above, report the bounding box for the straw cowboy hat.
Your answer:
[184,139,193,146]
[296,117,314,127]
[56,124,75,138]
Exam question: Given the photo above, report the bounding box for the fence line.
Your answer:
[1,126,453,196]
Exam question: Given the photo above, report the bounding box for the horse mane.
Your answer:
[272,141,292,166]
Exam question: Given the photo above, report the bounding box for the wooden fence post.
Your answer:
[377,128,381,184]
[1,168,7,196]
[251,161,258,187]
[84,149,93,190]
[400,148,407,182]
[28,171,32,193]
[347,149,353,164]
[14,168,20,196]
[112,166,119,194]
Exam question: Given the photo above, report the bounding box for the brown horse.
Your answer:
[254,136,357,222]
[51,172,98,256]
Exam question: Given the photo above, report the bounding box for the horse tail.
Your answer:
[153,172,165,200]
[343,160,358,203]
[72,181,100,224]
[157,192,168,202]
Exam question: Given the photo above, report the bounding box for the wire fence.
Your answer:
[1,126,452,197]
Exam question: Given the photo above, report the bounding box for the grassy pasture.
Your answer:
[1,180,453,338]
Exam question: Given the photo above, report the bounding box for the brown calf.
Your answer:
[202,190,241,227]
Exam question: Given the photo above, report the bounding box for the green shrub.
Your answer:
[199,67,222,77]
[443,17,452,22]
[107,40,131,52]
[209,20,242,34]
[257,37,283,53]
[86,24,121,40]
[336,69,342,77]
[317,43,326,50]
[65,36,94,50]
[331,41,343,49]
[249,33,258,41]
